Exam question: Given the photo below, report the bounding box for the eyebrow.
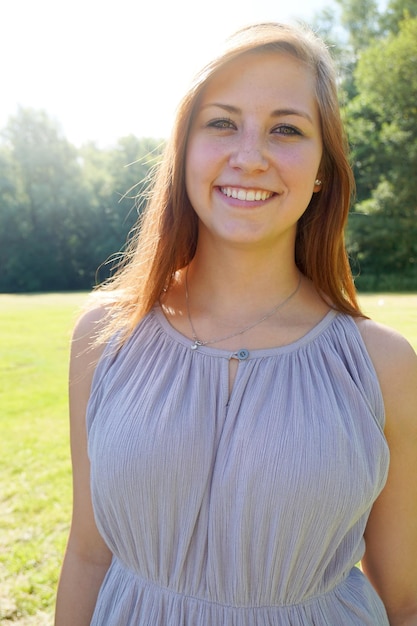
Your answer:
[201,103,314,125]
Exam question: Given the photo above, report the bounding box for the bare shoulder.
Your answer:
[72,306,109,350]
[355,316,417,431]
[355,316,417,376]
[70,306,109,391]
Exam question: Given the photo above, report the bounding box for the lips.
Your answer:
[220,187,274,202]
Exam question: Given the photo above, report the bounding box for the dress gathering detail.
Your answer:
[86,305,390,625]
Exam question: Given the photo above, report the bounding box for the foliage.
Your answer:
[379,0,417,33]
[0,108,163,293]
[313,0,417,290]
[345,16,417,290]
[335,0,380,54]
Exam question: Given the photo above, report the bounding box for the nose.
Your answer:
[229,130,269,173]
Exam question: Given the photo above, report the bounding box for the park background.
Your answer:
[1,0,417,623]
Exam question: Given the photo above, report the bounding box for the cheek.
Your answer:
[186,139,222,195]
[279,147,322,185]
[282,144,319,168]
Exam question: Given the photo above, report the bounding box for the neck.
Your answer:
[186,245,300,313]
[184,263,302,350]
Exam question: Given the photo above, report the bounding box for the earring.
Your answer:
[314,179,322,186]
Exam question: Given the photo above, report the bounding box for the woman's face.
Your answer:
[185,51,323,252]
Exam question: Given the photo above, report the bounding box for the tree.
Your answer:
[346,17,417,289]
[78,135,163,284]
[334,0,379,54]
[0,145,29,288]
[0,108,88,291]
[379,0,417,34]
[0,109,164,292]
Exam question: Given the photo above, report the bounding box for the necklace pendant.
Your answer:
[191,339,203,350]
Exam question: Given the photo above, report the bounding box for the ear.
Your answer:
[313,178,323,193]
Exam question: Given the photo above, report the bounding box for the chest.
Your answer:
[88,346,388,526]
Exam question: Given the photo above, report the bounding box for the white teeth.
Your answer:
[221,187,273,202]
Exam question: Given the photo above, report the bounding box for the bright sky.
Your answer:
[3,0,336,146]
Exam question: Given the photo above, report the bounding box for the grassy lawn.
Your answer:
[0,291,415,624]
[0,293,87,625]
[359,293,417,349]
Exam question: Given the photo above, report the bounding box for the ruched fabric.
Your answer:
[87,306,390,625]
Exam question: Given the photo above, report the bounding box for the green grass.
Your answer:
[358,293,417,350]
[0,292,415,624]
[0,293,87,624]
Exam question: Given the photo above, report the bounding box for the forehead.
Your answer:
[196,51,318,115]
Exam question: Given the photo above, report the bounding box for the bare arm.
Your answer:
[359,320,417,626]
[55,308,113,626]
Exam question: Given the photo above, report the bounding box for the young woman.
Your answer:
[55,22,417,626]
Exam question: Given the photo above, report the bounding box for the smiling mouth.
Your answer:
[220,187,274,202]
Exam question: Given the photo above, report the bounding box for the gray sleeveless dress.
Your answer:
[87,306,390,625]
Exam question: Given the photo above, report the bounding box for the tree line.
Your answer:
[0,115,162,292]
[315,0,417,290]
[1,0,416,293]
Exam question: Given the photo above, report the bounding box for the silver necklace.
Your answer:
[185,268,302,351]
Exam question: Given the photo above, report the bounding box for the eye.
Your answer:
[272,124,302,136]
[207,118,237,130]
